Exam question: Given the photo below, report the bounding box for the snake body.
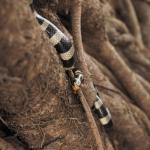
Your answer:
[29,1,113,128]
[94,94,112,127]
[35,11,75,70]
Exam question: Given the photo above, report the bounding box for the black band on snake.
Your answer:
[94,93,113,127]
[29,0,113,128]
[34,11,75,70]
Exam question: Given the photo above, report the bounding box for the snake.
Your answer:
[29,0,113,128]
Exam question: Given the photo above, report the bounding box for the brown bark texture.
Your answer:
[0,0,150,150]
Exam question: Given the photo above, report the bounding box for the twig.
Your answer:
[79,91,104,150]
[71,0,104,149]
[71,0,96,108]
